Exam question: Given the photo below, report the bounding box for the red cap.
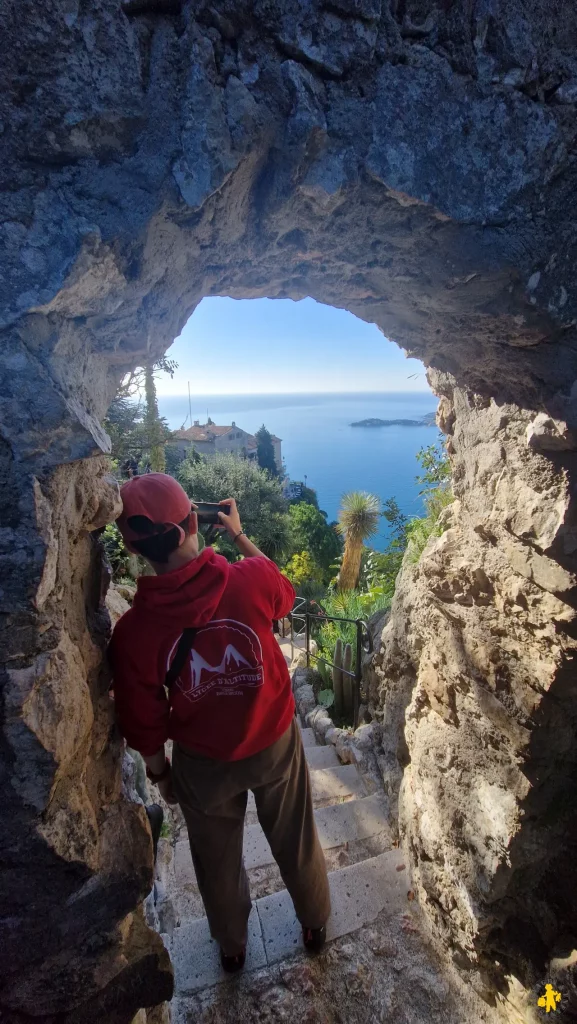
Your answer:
[117,473,192,552]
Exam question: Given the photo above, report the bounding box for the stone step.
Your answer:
[243,793,391,870]
[245,764,366,822]
[169,906,266,995]
[170,848,408,993]
[257,848,408,964]
[309,763,367,805]
[299,727,317,748]
[175,791,389,884]
[175,789,387,885]
[312,791,390,848]
[304,743,340,769]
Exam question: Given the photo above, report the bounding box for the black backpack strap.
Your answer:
[165,627,198,690]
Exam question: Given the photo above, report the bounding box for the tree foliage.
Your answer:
[288,502,341,579]
[282,550,323,589]
[255,424,279,477]
[404,439,453,560]
[105,396,144,463]
[178,451,292,563]
[115,355,178,401]
[105,356,176,473]
[104,396,172,471]
[288,483,319,509]
[371,439,453,578]
[102,523,132,579]
[416,440,452,487]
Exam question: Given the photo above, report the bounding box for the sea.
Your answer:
[158,391,438,551]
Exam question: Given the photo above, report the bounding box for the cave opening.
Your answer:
[6,242,577,1023]
[149,293,436,550]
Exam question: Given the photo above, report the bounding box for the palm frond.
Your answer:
[336,491,381,543]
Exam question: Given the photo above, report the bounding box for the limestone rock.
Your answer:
[306,707,333,738]
[372,377,577,1004]
[117,582,137,604]
[526,412,577,451]
[107,584,132,626]
[293,671,317,718]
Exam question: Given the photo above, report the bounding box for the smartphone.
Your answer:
[194,501,231,525]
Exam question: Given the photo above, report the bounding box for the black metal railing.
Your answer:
[287,598,373,729]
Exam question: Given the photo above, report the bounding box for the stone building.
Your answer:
[173,420,283,472]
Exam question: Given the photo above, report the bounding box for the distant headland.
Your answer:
[350,411,437,428]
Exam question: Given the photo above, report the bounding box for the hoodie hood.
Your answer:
[132,547,230,628]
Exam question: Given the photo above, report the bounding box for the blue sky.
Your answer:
[155,296,430,396]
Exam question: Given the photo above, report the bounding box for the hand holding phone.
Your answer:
[217,498,243,540]
[194,501,231,524]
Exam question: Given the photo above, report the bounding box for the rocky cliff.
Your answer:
[372,374,577,1018]
[1,1,577,1020]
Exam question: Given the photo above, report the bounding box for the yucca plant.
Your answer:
[336,491,381,590]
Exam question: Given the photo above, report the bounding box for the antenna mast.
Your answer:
[188,381,192,427]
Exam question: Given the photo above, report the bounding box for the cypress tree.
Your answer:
[255,424,278,477]
[144,364,166,472]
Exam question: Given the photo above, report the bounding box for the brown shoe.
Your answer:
[302,925,326,953]
[220,948,246,973]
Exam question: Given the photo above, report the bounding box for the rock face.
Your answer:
[2,1,577,1019]
[0,456,173,1022]
[372,375,577,1014]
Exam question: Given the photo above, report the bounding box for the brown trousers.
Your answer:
[171,719,331,952]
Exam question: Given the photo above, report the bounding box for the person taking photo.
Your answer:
[108,473,331,972]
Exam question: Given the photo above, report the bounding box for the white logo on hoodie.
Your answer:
[167,619,264,703]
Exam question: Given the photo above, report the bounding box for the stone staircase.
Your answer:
[157,719,407,1007]
[150,715,497,1024]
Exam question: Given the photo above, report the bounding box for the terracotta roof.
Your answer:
[175,423,240,439]
[209,425,234,436]
[174,424,281,445]
[174,426,216,442]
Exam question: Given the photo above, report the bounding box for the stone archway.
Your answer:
[2,2,577,1020]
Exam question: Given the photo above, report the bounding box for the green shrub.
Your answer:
[316,658,332,688]
[404,440,453,562]
[282,550,324,589]
[405,484,453,562]
[314,587,389,666]
[359,546,401,603]
[102,523,131,579]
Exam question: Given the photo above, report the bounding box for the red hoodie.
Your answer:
[109,548,296,759]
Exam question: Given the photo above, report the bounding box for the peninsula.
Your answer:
[350,411,437,428]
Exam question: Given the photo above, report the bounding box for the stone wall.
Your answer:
[2,1,577,1018]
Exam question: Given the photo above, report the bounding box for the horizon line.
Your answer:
[156,388,434,398]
